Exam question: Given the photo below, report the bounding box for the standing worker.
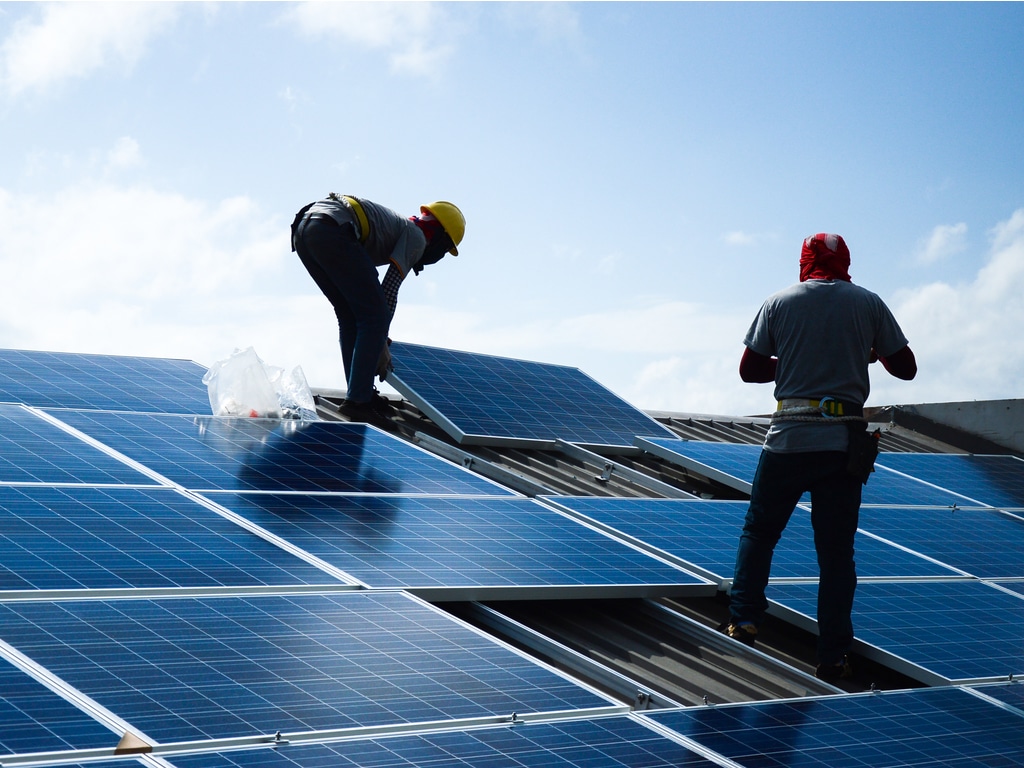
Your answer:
[291,193,465,422]
[723,233,917,682]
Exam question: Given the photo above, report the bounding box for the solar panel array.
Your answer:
[0,347,719,766]
[629,437,1024,684]
[3,345,1024,765]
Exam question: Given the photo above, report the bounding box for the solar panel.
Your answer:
[0,403,155,485]
[0,348,210,414]
[994,581,1024,598]
[876,453,1024,509]
[0,485,342,591]
[0,655,119,755]
[970,680,1024,714]
[167,716,717,767]
[636,438,972,506]
[645,685,1024,767]
[0,592,613,744]
[547,497,961,582]
[858,505,1024,578]
[768,580,1024,683]
[201,494,709,596]
[48,410,512,495]
[388,342,676,450]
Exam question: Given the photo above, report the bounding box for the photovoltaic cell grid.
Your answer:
[0,656,119,756]
[769,580,1024,682]
[203,494,707,592]
[48,410,511,495]
[548,497,960,581]
[388,342,676,449]
[971,681,1024,714]
[167,716,717,768]
[0,403,154,486]
[645,684,1024,768]
[858,505,1024,578]
[0,348,210,414]
[876,453,1024,509]
[0,592,613,744]
[0,485,340,591]
[638,437,975,506]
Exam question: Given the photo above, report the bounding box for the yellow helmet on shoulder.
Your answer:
[420,201,465,255]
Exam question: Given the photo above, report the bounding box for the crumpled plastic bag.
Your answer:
[203,347,318,420]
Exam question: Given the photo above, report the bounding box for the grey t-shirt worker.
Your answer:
[745,277,910,453]
[725,232,917,683]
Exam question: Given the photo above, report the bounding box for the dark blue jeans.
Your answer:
[294,216,388,403]
[729,449,862,665]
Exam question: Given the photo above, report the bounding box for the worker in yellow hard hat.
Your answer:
[290,193,465,422]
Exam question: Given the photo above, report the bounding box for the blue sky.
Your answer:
[2,2,1023,416]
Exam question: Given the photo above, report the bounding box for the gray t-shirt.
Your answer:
[745,279,909,452]
[308,197,426,277]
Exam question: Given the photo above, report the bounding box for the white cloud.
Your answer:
[499,2,585,52]
[287,2,455,76]
[888,208,1024,405]
[0,171,312,377]
[0,3,176,97]
[916,222,967,265]
[105,136,142,171]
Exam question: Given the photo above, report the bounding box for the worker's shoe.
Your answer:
[721,621,758,646]
[338,395,391,426]
[814,655,853,683]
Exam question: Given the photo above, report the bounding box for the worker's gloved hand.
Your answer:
[376,342,392,381]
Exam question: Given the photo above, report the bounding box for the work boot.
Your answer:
[338,396,391,427]
[814,655,853,683]
[721,621,758,646]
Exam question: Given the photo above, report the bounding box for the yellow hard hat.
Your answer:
[420,201,465,255]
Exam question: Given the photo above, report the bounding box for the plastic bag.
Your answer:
[203,347,318,420]
[265,363,318,421]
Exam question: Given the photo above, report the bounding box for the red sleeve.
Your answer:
[879,345,917,380]
[739,346,777,383]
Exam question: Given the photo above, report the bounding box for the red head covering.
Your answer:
[799,233,851,282]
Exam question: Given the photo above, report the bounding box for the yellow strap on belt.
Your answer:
[341,195,370,244]
[777,398,845,416]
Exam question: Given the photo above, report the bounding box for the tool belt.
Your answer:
[775,397,863,418]
[773,398,878,484]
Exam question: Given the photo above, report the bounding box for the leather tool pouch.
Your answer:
[846,422,881,485]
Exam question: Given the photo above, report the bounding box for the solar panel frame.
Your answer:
[164,715,719,768]
[388,342,676,451]
[767,580,1024,684]
[199,493,712,598]
[875,453,1024,509]
[0,348,211,414]
[46,410,514,496]
[636,437,977,506]
[644,684,1024,768]
[546,496,963,584]
[0,403,156,486]
[0,592,617,745]
[857,505,1024,578]
[0,485,347,593]
[0,655,121,757]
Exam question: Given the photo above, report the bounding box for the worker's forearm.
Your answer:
[739,347,777,383]
[879,345,917,380]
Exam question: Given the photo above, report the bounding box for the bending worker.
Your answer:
[291,193,465,422]
[724,233,917,683]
